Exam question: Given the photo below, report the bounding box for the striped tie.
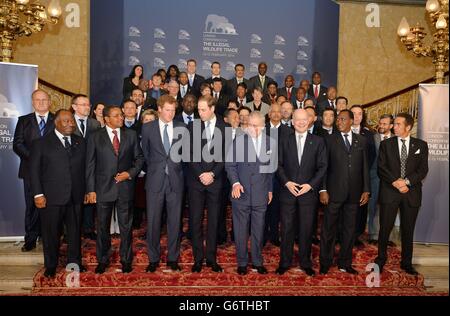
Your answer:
[39,116,46,136]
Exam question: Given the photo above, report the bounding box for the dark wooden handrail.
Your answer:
[38,78,76,97]
[362,71,449,109]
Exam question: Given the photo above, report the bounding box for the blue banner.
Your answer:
[0,62,37,238]
[91,0,339,106]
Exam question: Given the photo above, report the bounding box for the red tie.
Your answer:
[112,130,120,156]
[314,86,319,99]
[287,88,291,100]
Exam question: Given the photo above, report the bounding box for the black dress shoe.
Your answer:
[319,265,330,275]
[311,236,320,245]
[217,239,227,246]
[95,263,108,274]
[206,262,223,273]
[401,265,419,276]
[146,262,159,273]
[191,262,203,273]
[78,264,87,273]
[271,239,281,247]
[167,261,182,271]
[83,232,97,241]
[339,266,358,275]
[21,243,36,252]
[275,266,289,275]
[387,241,397,247]
[237,266,247,275]
[252,265,268,274]
[368,239,378,245]
[122,263,132,273]
[353,238,365,247]
[301,267,316,277]
[44,267,56,278]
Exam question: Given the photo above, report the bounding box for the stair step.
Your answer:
[0,265,37,295]
[0,242,44,266]
[413,244,448,267]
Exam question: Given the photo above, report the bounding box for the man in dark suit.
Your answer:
[374,113,428,275]
[318,107,338,137]
[211,78,229,116]
[278,75,297,104]
[86,105,144,274]
[178,72,193,101]
[123,100,142,134]
[13,89,55,252]
[141,95,189,272]
[262,81,279,105]
[225,111,277,275]
[186,59,205,97]
[205,61,227,94]
[276,109,328,276]
[174,94,199,125]
[71,94,101,240]
[248,62,275,94]
[317,86,338,117]
[187,95,226,273]
[233,83,253,108]
[292,87,307,110]
[30,110,87,278]
[226,64,250,100]
[263,103,290,247]
[138,79,157,111]
[319,110,370,275]
[307,72,328,105]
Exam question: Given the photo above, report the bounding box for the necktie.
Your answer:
[163,124,170,155]
[400,139,407,178]
[214,92,219,101]
[39,116,46,136]
[260,77,265,89]
[63,136,70,149]
[383,135,388,140]
[182,86,186,97]
[330,101,334,108]
[239,99,244,107]
[314,86,319,99]
[205,121,212,150]
[187,115,192,123]
[254,137,260,158]
[287,88,291,100]
[79,119,85,137]
[189,76,193,87]
[126,120,132,128]
[344,134,351,152]
[297,134,304,166]
[112,130,120,156]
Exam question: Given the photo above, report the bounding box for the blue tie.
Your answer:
[344,134,351,152]
[163,124,170,155]
[39,116,46,136]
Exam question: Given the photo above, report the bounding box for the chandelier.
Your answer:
[397,0,449,84]
[0,0,62,62]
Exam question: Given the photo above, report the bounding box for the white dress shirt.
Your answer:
[295,130,308,156]
[323,126,333,134]
[251,133,263,157]
[74,114,88,136]
[180,84,188,97]
[136,105,143,120]
[237,97,247,106]
[55,129,71,147]
[270,122,281,129]
[158,119,173,146]
[182,112,194,125]
[282,119,292,127]
[296,100,304,109]
[351,125,361,134]
[35,112,49,124]
[341,131,352,145]
[397,135,411,156]
[380,133,392,141]
[106,125,121,143]
[205,115,217,138]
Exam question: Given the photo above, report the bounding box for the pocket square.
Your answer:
[415,149,420,154]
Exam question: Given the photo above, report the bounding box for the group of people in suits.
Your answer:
[13,59,428,278]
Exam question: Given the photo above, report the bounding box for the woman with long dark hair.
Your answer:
[165,64,180,83]
[123,64,144,99]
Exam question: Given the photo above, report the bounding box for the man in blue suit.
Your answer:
[225,111,277,275]
[141,95,189,273]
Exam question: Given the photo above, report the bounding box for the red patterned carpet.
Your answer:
[31,217,443,296]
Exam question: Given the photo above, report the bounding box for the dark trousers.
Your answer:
[189,185,222,263]
[82,204,96,233]
[376,197,420,267]
[232,203,266,267]
[264,185,280,243]
[280,200,316,269]
[217,180,231,243]
[146,175,183,263]
[355,204,368,238]
[96,199,134,265]
[320,201,358,268]
[40,203,82,269]
[23,178,40,245]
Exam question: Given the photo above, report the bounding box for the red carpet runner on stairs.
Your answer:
[31,224,442,296]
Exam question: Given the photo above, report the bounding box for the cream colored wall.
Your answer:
[13,0,89,95]
[338,1,435,105]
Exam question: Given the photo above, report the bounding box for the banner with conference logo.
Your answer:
[90,0,339,105]
[415,84,449,243]
[0,62,37,239]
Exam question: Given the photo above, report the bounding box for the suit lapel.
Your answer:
[300,133,313,169]
[43,115,54,135]
[101,129,116,156]
[118,128,127,158]
[154,121,167,156]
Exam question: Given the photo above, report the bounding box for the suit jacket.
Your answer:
[186,118,226,190]
[278,87,297,103]
[265,122,291,142]
[262,94,278,105]
[226,77,250,99]
[178,84,194,101]
[143,93,158,110]
[73,117,101,139]
[277,131,328,204]
[124,119,142,136]
[225,133,276,207]
[322,132,370,203]
[30,132,86,206]
[317,99,337,116]
[86,128,144,202]
[174,112,200,126]
[248,75,275,94]
[358,127,377,169]
[141,119,188,193]
[316,126,339,138]
[189,74,205,97]
[13,112,55,179]
[308,85,328,104]
[213,92,230,117]
[377,136,428,207]
[233,96,253,108]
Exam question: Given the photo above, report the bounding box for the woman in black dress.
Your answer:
[123,64,144,100]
